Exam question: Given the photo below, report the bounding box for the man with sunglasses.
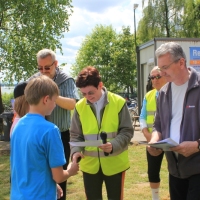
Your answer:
[148,42,200,200]
[29,49,80,200]
[139,66,167,200]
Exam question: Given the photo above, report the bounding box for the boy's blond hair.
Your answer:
[25,75,59,105]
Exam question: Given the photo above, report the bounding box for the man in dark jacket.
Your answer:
[148,42,200,200]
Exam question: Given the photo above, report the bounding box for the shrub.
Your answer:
[2,92,14,111]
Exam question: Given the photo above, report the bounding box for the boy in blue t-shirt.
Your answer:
[10,75,79,200]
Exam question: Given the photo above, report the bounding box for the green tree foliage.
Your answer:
[0,0,73,83]
[111,27,136,94]
[71,25,118,90]
[137,5,165,43]
[71,25,117,82]
[138,0,200,44]
[182,0,200,37]
[138,0,185,43]
[71,25,136,93]
[2,92,13,111]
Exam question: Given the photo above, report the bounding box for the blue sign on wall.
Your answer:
[190,47,200,65]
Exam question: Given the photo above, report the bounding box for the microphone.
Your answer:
[100,132,109,156]
[77,157,81,163]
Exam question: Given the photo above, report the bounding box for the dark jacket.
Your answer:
[153,67,200,178]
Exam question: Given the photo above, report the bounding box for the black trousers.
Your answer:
[169,173,200,200]
[146,148,164,182]
[57,130,70,200]
[83,167,125,200]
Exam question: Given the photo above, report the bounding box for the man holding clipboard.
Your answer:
[148,42,200,200]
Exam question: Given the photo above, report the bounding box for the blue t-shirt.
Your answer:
[10,113,66,200]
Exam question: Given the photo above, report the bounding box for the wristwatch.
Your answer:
[197,139,200,151]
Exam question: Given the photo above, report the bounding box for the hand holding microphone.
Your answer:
[100,131,109,156]
[77,156,81,163]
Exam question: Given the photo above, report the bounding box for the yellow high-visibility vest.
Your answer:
[146,89,157,132]
[76,92,130,175]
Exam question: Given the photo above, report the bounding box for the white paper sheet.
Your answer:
[69,140,103,147]
[139,138,179,151]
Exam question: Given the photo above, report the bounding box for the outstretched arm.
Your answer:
[56,96,76,110]
[51,161,79,183]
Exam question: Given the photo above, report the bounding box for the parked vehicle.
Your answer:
[127,98,137,108]
[127,98,138,123]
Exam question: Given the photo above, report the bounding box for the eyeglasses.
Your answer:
[157,58,180,72]
[81,91,96,96]
[149,75,161,80]
[37,61,55,71]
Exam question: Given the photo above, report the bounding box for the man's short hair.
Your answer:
[76,66,101,88]
[25,75,59,105]
[155,42,186,62]
[36,49,56,61]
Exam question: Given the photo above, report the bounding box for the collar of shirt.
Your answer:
[93,90,105,126]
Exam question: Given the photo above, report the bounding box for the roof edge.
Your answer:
[138,37,200,50]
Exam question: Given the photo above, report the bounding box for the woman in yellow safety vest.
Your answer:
[70,66,133,200]
[139,66,167,200]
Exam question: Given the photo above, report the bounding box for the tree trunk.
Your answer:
[0,87,4,138]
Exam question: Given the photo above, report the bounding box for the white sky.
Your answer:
[56,0,143,75]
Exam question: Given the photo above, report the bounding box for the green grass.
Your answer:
[0,156,10,200]
[0,144,170,200]
[67,144,170,200]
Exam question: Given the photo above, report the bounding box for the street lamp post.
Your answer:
[133,3,141,115]
[133,4,139,48]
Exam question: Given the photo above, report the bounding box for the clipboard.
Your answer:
[139,138,178,151]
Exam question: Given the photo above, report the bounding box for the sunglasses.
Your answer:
[149,75,161,80]
[37,61,55,71]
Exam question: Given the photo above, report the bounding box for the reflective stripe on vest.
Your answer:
[76,91,130,175]
[84,145,128,157]
[84,131,118,141]
[147,111,155,115]
[146,89,157,133]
